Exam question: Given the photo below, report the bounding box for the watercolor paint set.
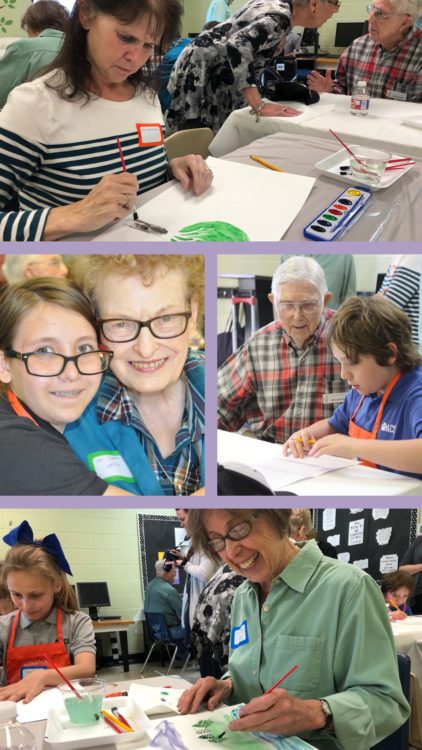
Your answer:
[303,186,372,241]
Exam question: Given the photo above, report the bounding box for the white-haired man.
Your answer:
[308,0,422,101]
[218,257,349,443]
[143,559,185,643]
[2,254,68,284]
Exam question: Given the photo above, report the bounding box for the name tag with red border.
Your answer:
[136,123,164,147]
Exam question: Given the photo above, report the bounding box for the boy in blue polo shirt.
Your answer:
[283,296,422,478]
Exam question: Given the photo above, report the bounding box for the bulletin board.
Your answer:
[313,508,417,581]
[137,513,187,594]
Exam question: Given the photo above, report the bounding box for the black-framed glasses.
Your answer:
[207,512,259,553]
[327,0,341,8]
[100,312,192,342]
[4,348,113,377]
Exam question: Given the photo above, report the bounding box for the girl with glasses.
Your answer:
[0,277,133,496]
[65,254,205,496]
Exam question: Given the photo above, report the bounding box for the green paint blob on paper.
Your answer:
[193,717,267,748]
[171,221,250,242]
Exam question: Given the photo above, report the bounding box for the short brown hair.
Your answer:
[289,509,317,540]
[381,570,415,596]
[72,254,205,322]
[1,544,77,613]
[187,509,292,560]
[325,296,421,372]
[0,277,98,396]
[21,0,69,33]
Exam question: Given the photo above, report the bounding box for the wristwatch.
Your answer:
[319,699,334,732]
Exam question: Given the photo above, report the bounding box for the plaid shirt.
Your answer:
[334,28,422,102]
[96,351,204,495]
[217,311,349,443]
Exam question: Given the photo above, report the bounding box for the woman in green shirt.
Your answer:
[179,509,409,750]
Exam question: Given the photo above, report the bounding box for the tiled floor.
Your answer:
[96,659,199,686]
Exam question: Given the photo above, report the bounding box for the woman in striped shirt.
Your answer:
[0,0,213,242]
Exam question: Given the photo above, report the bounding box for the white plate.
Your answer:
[45,693,151,750]
[401,116,422,131]
[316,147,415,191]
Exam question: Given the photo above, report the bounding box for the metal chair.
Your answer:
[141,612,184,676]
[164,127,214,160]
[370,652,411,750]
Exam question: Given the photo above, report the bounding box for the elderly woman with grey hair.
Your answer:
[308,0,422,101]
[2,254,68,284]
[167,0,339,133]
[178,509,409,750]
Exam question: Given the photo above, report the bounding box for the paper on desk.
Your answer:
[17,687,61,723]
[93,157,315,242]
[224,454,355,492]
[129,683,184,715]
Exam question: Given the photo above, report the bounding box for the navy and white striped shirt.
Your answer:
[0,70,168,241]
[380,255,422,344]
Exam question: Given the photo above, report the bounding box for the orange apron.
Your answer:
[7,391,38,425]
[348,371,402,468]
[6,608,71,684]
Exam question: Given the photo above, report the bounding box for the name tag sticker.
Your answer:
[136,123,164,147]
[386,89,407,101]
[20,665,47,679]
[230,620,249,649]
[88,451,136,483]
[323,392,347,405]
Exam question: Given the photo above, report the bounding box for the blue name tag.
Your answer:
[230,619,249,649]
[20,665,48,679]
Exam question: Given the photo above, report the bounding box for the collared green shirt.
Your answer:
[143,577,182,627]
[227,541,409,750]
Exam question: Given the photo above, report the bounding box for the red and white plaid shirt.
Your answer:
[217,310,349,443]
[334,28,422,102]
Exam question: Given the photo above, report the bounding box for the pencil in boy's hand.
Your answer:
[265,663,299,694]
[295,438,316,445]
[388,597,400,611]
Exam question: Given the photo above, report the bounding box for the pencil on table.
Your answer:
[101,710,133,732]
[250,155,284,173]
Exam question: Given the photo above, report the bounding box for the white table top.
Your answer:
[218,430,422,496]
[210,93,422,159]
[391,616,422,688]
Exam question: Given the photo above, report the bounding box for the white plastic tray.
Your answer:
[45,693,151,750]
[316,147,415,191]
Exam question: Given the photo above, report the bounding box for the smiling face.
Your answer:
[0,302,102,432]
[204,511,293,593]
[270,281,330,348]
[331,342,399,396]
[367,0,413,48]
[96,269,197,399]
[7,570,61,622]
[80,9,159,91]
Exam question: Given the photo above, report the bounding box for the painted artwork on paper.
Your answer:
[93,158,315,242]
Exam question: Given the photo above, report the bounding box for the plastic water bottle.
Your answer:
[0,703,36,750]
[350,80,370,116]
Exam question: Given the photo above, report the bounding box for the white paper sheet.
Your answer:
[348,519,364,546]
[380,554,398,573]
[233,453,356,492]
[17,687,61,723]
[93,157,315,242]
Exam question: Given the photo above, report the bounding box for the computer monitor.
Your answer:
[334,22,368,48]
[76,582,111,620]
[301,28,319,55]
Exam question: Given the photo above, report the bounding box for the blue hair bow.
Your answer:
[3,520,73,576]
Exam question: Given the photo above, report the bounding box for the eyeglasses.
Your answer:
[277,300,321,314]
[5,348,113,377]
[366,3,409,18]
[327,0,341,8]
[206,513,259,553]
[100,312,192,342]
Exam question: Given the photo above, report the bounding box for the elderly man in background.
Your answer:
[0,0,69,109]
[2,254,68,283]
[218,256,349,443]
[143,559,185,643]
[308,0,422,101]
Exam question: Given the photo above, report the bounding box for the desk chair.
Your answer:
[164,128,214,160]
[370,652,410,750]
[141,612,185,676]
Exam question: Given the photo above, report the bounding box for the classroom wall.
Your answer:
[0,508,174,657]
[0,0,31,38]
[182,0,368,53]
[217,253,391,332]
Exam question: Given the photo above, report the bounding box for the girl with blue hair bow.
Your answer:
[0,521,96,703]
